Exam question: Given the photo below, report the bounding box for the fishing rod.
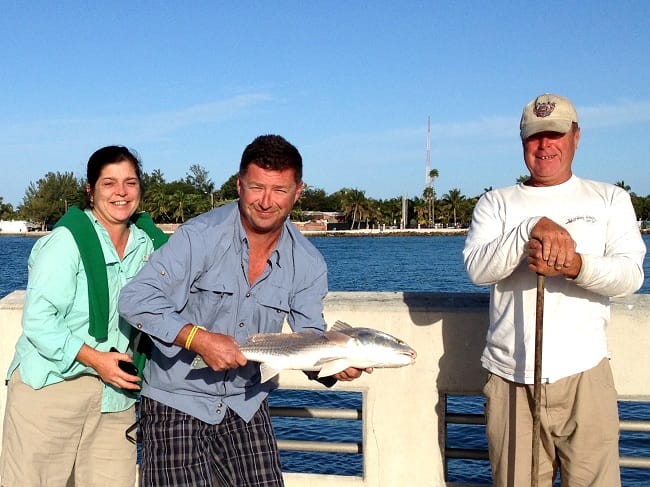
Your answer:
[531,273,545,487]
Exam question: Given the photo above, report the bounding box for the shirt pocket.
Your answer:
[254,285,291,332]
[191,276,236,328]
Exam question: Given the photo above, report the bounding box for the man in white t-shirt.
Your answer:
[463,93,646,486]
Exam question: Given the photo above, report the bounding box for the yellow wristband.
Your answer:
[185,325,200,350]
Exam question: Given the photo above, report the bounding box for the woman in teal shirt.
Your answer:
[0,146,157,486]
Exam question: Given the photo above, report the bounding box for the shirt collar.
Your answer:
[233,213,287,268]
[85,208,148,256]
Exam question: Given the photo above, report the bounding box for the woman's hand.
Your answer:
[76,344,141,391]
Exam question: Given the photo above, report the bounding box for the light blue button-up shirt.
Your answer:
[7,209,154,412]
[118,202,328,424]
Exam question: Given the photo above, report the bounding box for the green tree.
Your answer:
[299,185,337,212]
[426,168,439,226]
[413,196,428,227]
[422,187,435,227]
[638,195,650,222]
[375,197,403,227]
[356,197,380,229]
[439,188,467,227]
[169,190,188,223]
[141,169,170,220]
[336,188,367,229]
[516,175,529,184]
[218,173,239,201]
[615,180,632,193]
[185,164,215,196]
[142,183,172,222]
[0,197,16,220]
[20,171,83,229]
[142,169,166,197]
[13,164,650,228]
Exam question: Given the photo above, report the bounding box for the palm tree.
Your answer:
[169,191,187,223]
[413,197,428,227]
[516,175,530,184]
[339,188,367,229]
[427,169,439,226]
[615,180,631,192]
[440,188,466,227]
[422,187,434,227]
[357,198,380,229]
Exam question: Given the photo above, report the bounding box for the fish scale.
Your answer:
[191,320,417,383]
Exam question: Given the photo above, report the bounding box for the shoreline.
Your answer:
[3,227,471,238]
[301,227,469,237]
[3,226,649,239]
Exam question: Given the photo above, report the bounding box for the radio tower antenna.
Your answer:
[425,116,431,189]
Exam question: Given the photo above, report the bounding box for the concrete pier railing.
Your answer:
[1,291,649,486]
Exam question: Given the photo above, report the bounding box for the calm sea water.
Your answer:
[1,233,649,485]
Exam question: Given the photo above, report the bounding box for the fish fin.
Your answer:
[259,363,282,383]
[330,320,352,332]
[317,359,353,378]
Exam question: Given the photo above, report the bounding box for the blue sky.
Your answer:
[1,1,649,208]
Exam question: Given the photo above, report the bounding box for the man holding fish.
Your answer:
[119,135,372,487]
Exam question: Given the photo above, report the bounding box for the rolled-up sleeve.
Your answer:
[288,261,328,333]
[119,225,204,349]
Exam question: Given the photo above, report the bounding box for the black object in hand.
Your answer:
[110,347,139,376]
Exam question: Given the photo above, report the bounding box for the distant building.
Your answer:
[294,211,348,231]
[0,220,36,234]
[299,211,346,223]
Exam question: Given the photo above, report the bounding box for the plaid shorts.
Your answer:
[139,396,284,487]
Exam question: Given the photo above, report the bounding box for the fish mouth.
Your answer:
[400,349,417,364]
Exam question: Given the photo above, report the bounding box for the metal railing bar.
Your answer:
[619,456,650,469]
[445,448,489,461]
[277,439,362,454]
[445,413,485,425]
[270,407,361,420]
[620,420,650,432]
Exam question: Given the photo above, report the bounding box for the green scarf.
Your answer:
[55,206,168,374]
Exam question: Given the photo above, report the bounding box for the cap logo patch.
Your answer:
[534,101,555,118]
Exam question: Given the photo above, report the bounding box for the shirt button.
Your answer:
[216,409,222,414]
[246,292,251,297]
[160,271,166,276]
[136,323,143,329]
[239,322,245,328]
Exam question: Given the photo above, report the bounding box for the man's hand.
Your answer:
[331,367,373,382]
[179,326,248,371]
[528,217,581,278]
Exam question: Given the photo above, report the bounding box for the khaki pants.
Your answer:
[483,358,621,487]
[0,370,136,487]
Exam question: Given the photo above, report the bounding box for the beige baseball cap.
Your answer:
[520,93,578,140]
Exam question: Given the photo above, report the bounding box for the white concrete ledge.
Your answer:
[1,291,649,486]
